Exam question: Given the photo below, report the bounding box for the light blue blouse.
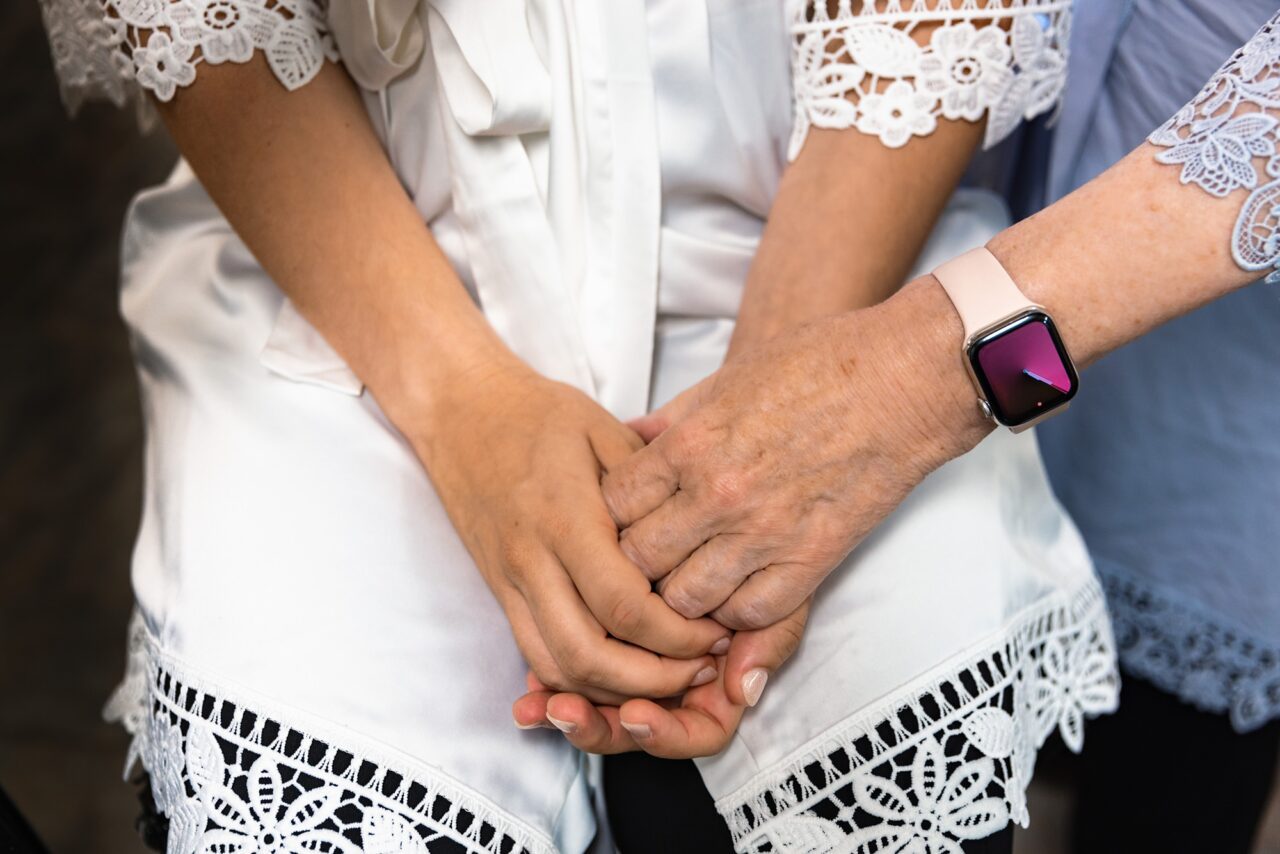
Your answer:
[1032,0,1280,731]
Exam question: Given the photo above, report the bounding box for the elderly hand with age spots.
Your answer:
[511,279,987,757]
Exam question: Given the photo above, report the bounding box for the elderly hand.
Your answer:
[601,278,989,631]
[413,360,730,704]
[512,601,809,757]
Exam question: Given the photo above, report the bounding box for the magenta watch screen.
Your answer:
[971,313,1076,427]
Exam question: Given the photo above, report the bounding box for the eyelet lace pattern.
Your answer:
[1102,569,1280,734]
[788,0,1072,159]
[103,615,556,854]
[716,582,1117,854]
[1149,11,1280,284]
[37,0,337,115]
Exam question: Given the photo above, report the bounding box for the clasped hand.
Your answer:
[510,291,983,758]
[425,293,970,759]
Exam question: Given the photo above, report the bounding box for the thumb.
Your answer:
[626,371,718,444]
[723,599,811,708]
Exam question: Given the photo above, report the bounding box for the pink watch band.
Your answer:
[931,247,1035,342]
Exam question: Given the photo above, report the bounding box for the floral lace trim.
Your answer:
[103,614,556,854]
[1149,11,1280,284]
[37,0,338,115]
[716,581,1117,854]
[788,0,1072,159]
[1101,569,1280,734]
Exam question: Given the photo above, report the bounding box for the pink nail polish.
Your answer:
[710,637,731,656]
[621,720,652,740]
[546,714,578,734]
[742,669,768,707]
[690,665,717,687]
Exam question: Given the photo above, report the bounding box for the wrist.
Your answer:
[857,276,992,472]
[376,325,530,448]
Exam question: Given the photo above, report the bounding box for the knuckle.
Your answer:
[723,596,774,631]
[618,531,656,576]
[560,650,601,686]
[776,620,805,660]
[606,594,645,639]
[705,470,748,510]
[663,583,707,620]
[498,537,533,578]
[532,663,568,693]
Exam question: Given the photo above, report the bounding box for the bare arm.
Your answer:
[729,119,982,354]
[149,57,730,702]
[603,17,1280,638]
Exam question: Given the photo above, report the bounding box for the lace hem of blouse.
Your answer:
[1149,11,1280,284]
[788,0,1073,159]
[103,614,556,854]
[37,0,337,115]
[717,581,1117,854]
[1103,569,1280,734]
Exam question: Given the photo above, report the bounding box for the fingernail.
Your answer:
[546,714,578,734]
[710,637,731,656]
[514,719,543,731]
[620,720,652,740]
[742,669,768,707]
[690,665,718,687]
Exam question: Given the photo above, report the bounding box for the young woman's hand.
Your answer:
[512,600,809,757]
[408,359,732,704]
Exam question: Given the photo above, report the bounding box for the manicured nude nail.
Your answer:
[620,720,652,740]
[742,669,768,707]
[710,637,731,656]
[690,665,717,687]
[546,714,578,734]
[515,719,543,730]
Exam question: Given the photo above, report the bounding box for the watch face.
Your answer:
[968,311,1077,427]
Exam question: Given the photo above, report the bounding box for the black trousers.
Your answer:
[0,783,48,854]
[1071,674,1280,854]
[603,752,1014,854]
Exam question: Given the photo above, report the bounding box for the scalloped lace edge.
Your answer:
[788,0,1072,159]
[715,579,1118,853]
[103,614,557,854]
[1101,566,1280,734]
[37,0,337,120]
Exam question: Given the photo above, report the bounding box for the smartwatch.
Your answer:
[931,247,1078,432]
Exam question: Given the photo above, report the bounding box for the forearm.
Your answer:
[990,145,1256,366]
[730,118,981,355]
[897,143,1266,464]
[730,0,1022,356]
[155,58,516,430]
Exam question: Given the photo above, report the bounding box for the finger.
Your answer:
[543,693,639,755]
[711,563,814,632]
[559,515,730,657]
[564,436,731,657]
[616,490,718,585]
[626,375,715,444]
[521,551,720,698]
[600,435,682,528]
[512,690,557,730]
[500,585,634,705]
[655,533,762,619]
[617,682,743,760]
[723,599,810,708]
[588,422,644,473]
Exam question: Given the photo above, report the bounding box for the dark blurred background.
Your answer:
[2,1,1279,851]
[2,2,175,850]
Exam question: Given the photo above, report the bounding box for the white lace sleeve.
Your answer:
[37,0,338,116]
[1149,12,1280,284]
[788,0,1072,159]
